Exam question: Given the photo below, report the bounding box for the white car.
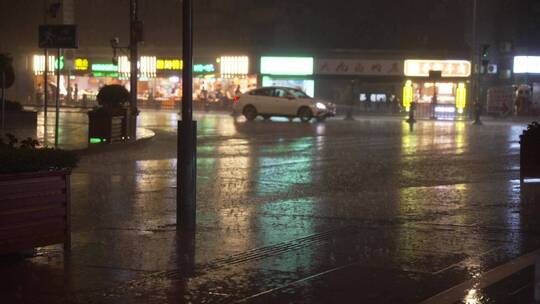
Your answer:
[233,86,336,122]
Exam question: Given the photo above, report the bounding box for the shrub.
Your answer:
[2,99,23,111]
[0,134,79,174]
[97,84,130,109]
[522,121,540,140]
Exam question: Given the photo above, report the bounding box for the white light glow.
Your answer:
[513,56,540,73]
[404,59,471,77]
[168,76,180,83]
[220,56,249,77]
[434,106,456,113]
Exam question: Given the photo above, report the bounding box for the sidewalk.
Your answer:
[3,110,155,150]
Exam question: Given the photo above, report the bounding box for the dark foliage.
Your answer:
[97,84,130,109]
[1,99,23,111]
[0,134,79,174]
[523,121,540,139]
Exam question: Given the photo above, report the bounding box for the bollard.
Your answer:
[406,102,416,124]
[534,255,540,303]
[472,100,483,125]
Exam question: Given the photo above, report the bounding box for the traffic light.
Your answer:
[481,44,490,66]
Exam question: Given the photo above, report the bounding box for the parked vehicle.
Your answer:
[233,86,335,122]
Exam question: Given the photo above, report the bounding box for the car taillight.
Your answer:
[233,95,240,104]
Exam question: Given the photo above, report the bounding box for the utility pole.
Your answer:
[43,0,49,122]
[55,48,61,146]
[178,0,197,230]
[471,0,478,111]
[129,0,138,139]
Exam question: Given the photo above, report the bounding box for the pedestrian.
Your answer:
[365,93,372,112]
[343,80,355,120]
[74,84,79,103]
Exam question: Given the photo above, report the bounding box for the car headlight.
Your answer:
[316,102,327,110]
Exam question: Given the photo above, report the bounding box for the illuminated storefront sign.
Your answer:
[157,59,182,70]
[91,63,117,72]
[260,56,314,75]
[513,56,540,74]
[193,63,215,73]
[74,58,89,71]
[118,56,157,78]
[404,59,471,77]
[402,80,413,111]
[220,56,249,77]
[455,82,467,113]
[155,59,214,73]
[316,59,402,75]
[33,55,61,75]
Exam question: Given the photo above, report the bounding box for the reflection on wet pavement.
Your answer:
[2,110,539,303]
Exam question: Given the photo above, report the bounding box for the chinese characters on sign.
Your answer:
[74,58,89,71]
[157,59,182,70]
[404,60,471,77]
[315,59,402,76]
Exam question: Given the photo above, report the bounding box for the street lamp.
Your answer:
[177,0,197,230]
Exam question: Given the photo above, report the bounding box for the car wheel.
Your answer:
[243,105,258,121]
[298,107,313,122]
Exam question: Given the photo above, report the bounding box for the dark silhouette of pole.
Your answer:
[1,71,5,134]
[43,0,48,122]
[178,0,197,230]
[54,48,61,147]
[129,0,138,139]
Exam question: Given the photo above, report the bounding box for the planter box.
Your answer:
[88,111,125,143]
[0,170,71,254]
[520,135,540,182]
[0,110,38,129]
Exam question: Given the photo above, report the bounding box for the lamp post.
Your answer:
[177,0,197,230]
[129,0,139,139]
[470,0,478,115]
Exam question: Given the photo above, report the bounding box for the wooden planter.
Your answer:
[0,110,38,129]
[520,135,540,182]
[0,170,71,255]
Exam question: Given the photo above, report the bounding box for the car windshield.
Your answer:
[289,88,311,99]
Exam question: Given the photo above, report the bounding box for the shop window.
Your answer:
[359,93,366,101]
[371,94,386,102]
[252,88,272,96]
[273,88,289,98]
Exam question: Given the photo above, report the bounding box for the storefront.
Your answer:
[314,58,404,111]
[511,56,540,114]
[31,53,258,108]
[259,56,315,97]
[402,59,470,119]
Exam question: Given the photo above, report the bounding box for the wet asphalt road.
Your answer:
[2,110,540,303]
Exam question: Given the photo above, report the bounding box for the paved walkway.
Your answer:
[3,109,155,150]
[2,110,540,303]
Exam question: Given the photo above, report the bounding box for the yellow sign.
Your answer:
[456,82,466,113]
[157,59,182,70]
[404,60,471,77]
[402,80,413,111]
[75,58,89,71]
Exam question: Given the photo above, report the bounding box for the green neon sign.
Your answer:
[54,56,64,70]
[193,64,215,73]
[260,56,314,75]
[92,71,119,77]
[89,137,104,144]
[91,63,118,72]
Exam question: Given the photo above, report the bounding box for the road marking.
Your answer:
[432,246,505,275]
[235,262,358,303]
[420,249,540,304]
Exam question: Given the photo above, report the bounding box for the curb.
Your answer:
[73,127,156,156]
